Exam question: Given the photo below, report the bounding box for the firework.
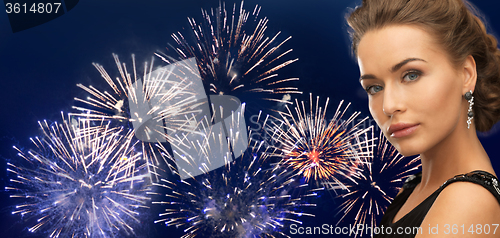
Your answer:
[331,129,421,236]
[268,94,368,187]
[150,106,319,238]
[165,95,249,180]
[6,114,150,237]
[157,1,301,108]
[73,54,203,141]
[73,54,205,182]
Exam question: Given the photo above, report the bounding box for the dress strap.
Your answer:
[440,170,500,204]
[402,171,422,190]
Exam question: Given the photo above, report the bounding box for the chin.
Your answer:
[395,146,421,157]
[385,134,424,157]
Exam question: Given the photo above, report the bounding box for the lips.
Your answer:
[387,123,420,138]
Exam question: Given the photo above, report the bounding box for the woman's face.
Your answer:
[357,25,466,156]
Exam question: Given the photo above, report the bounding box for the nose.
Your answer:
[382,85,405,117]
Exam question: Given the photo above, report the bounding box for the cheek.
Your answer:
[402,73,463,156]
[419,76,461,126]
[368,97,385,127]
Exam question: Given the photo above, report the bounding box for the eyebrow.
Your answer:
[359,57,427,82]
[391,58,426,72]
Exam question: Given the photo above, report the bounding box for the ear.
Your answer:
[462,55,477,94]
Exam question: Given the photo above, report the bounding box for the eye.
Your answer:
[403,70,421,82]
[365,85,383,95]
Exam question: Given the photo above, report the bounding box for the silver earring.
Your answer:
[464,90,474,129]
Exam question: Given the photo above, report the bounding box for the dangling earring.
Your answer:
[464,90,474,129]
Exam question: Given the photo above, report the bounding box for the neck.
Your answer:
[418,124,494,191]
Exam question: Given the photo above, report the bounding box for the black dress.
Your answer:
[375,170,500,238]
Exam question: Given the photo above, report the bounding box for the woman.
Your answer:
[346,0,500,237]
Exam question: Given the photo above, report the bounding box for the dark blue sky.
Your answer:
[1,1,499,237]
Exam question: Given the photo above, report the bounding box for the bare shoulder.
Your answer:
[416,182,500,237]
[395,186,405,197]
